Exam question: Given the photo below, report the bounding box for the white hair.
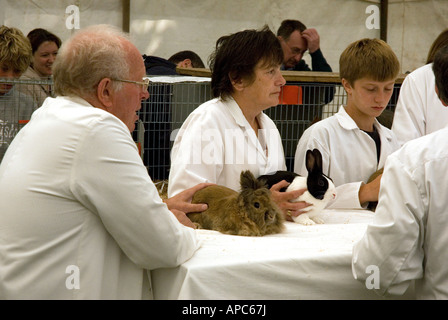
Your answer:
[53,24,132,97]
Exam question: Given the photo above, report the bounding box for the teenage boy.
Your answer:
[294,38,400,209]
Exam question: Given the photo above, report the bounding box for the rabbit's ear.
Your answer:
[240,170,265,190]
[306,149,323,174]
[312,149,323,172]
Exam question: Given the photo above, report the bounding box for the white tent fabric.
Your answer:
[1,0,447,73]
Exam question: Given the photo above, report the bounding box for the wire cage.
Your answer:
[136,76,401,178]
[264,81,401,171]
[135,76,213,181]
[0,77,401,178]
[0,78,49,161]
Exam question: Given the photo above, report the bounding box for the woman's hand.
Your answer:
[269,180,311,221]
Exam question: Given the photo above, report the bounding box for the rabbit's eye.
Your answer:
[254,202,260,208]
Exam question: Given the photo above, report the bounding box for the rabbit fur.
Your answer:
[366,167,384,211]
[258,149,337,225]
[188,170,284,236]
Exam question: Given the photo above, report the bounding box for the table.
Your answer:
[151,209,415,300]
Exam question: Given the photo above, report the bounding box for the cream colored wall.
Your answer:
[1,0,447,73]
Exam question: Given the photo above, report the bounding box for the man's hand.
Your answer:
[164,183,214,228]
[302,28,320,54]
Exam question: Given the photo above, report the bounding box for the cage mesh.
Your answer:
[0,77,401,177]
[0,78,48,161]
[136,78,400,178]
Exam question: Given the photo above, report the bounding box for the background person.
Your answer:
[272,19,334,155]
[19,28,61,106]
[138,50,206,181]
[0,25,36,162]
[277,19,332,72]
[143,50,205,75]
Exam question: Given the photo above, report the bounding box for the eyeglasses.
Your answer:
[111,77,150,91]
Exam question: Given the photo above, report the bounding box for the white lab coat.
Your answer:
[294,106,400,209]
[168,97,286,197]
[0,96,198,299]
[352,126,448,299]
[392,63,448,146]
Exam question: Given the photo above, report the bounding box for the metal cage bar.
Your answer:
[0,77,401,176]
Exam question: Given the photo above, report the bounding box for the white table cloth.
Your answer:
[151,209,415,300]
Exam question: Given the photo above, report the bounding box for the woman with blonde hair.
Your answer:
[0,25,36,161]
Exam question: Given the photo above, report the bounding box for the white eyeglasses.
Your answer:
[112,77,150,91]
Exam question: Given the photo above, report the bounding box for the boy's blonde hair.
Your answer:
[0,25,32,74]
[339,38,399,85]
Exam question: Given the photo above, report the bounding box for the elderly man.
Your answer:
[0,25,209,299]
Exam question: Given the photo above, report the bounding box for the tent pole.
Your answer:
[122,0,130,33]
[380,0,388,42]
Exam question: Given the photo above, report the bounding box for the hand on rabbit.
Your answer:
[164,182,214,228]
[258,149,337,225]
[269,180,311,221]
[359,172,382,207]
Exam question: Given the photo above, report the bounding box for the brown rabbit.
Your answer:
[367,167,384,211]
[188,170,284,236]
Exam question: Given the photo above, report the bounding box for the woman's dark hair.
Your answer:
[426,29,448,64]
[433,45,448,104]
[27,28,61,54]
[208,25,284,99]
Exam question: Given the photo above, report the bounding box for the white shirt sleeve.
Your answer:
[168,112,224,197]
[352,153,425,296]
[71,116,199,270]
[391,72,426,147]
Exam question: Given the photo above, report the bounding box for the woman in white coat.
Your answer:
[168,26,309,219]
[294,38,401,209]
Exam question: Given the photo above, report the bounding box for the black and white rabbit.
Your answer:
[258,149,337,225]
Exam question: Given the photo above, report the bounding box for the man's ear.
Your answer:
[178,59,192,68]
[97,78,114,109]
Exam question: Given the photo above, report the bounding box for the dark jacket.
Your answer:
[143,55,178,75]
[290,49,332,72]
